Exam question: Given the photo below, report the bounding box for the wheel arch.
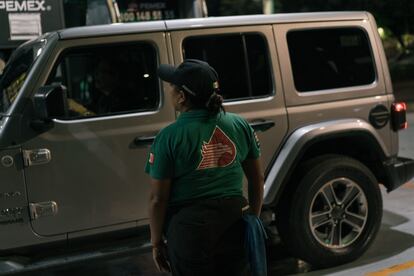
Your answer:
[263,119,392,207]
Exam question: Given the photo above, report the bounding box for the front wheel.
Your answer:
[277,155,382,268]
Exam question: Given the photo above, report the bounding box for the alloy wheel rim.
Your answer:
[309,177,368,249]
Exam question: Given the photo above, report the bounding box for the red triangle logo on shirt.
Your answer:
[197,126,237,170]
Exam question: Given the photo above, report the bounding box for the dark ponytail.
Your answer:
[206,92,225,115]
[184,89,225,115]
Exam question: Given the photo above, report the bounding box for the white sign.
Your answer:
[8,13,42,40]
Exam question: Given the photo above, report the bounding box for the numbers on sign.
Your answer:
[120,12,136,22]
[119,9,175,21]
[164,10,175,19]
[152,10,162,20]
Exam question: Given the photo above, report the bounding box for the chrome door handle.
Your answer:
[250,120,275,132]
[133,136,155,146]
[23,149,51,167]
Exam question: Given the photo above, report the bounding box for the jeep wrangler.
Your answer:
[0,11,413,272]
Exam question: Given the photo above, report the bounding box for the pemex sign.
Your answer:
[0,1,51,12]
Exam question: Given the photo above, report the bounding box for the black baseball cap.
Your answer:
[157,59,219,98]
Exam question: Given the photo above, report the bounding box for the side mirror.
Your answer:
[34,84,68,120]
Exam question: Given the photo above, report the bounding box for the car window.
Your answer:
[46,42,159,119]
[183,33,273,101]
[287,27,376,92]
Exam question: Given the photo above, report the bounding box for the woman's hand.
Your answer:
[152,241,171,272]
[148,178,171,272]
[242,158,264,217]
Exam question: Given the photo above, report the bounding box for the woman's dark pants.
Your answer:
[166,197,249,276]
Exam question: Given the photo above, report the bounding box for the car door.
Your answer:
[169,24,288,172]
[23,32,175,236]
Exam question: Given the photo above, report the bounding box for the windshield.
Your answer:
[0,39,46,115]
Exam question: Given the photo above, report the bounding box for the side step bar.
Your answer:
[0,237,151,275]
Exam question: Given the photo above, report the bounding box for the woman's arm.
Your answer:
[148,178,171,247]
[242,158,264,216]
[148,178,171,272]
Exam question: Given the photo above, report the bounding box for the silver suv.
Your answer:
[0,11,413,271]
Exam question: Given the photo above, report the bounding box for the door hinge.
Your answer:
[23,149,51,167]
[29,201,58,220]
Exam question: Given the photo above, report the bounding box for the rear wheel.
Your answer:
[277,155,382,268]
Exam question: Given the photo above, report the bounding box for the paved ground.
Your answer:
[399,112,414,158]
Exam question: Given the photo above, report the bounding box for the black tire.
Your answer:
[277,155,382,268]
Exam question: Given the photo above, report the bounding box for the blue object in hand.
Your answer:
[243,213,268,276]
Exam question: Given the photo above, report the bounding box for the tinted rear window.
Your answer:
[287,28,376,92]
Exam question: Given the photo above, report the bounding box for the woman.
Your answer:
[145,59,264,275]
